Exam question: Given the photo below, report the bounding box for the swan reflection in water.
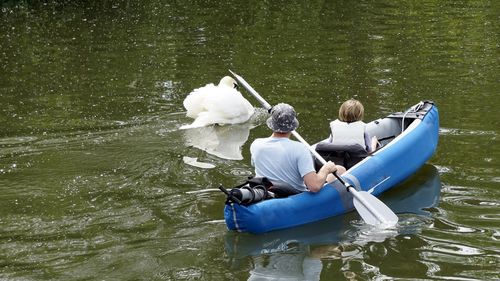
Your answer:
[226,165,442,280]
[182,122,255,160]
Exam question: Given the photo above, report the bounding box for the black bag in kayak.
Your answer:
[219,176,301,206]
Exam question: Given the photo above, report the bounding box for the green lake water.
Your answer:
[0,1,498,280]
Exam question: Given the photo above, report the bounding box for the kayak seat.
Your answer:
[314,142,368,170]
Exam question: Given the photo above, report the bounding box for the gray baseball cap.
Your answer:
[266,103,299,133]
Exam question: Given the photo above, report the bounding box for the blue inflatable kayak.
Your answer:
[223,101,439,234]
[225,165,442,258]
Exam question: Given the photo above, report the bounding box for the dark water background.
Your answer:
[0,1,498,280]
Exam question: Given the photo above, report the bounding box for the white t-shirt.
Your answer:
[250,137,315,192]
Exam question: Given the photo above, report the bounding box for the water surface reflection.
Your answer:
[182,122,255,161]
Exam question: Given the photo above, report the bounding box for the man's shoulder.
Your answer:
[286,139,309,152]
[250,137,270,149]
[251,137,268,145]
[251,137,306,148]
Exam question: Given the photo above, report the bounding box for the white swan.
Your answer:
[180,76,255,129]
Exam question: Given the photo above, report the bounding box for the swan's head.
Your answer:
[218,76,239,90]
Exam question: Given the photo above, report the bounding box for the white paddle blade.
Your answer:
[353,191,398,227]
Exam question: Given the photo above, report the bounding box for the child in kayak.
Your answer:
[329,99,378,152]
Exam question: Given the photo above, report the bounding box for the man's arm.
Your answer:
[303,161,338,192]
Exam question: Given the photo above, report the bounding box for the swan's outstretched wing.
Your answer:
[202,87,255,124]
[181,86,255,129]
[182,83,216,118]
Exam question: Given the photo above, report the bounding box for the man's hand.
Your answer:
[322,161,338,174]
[305,161,339,192]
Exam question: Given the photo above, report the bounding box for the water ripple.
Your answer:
[440,127,497,137]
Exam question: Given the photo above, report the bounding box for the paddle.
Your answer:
[229,70,398,227]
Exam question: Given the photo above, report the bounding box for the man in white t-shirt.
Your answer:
[250,103,346,193]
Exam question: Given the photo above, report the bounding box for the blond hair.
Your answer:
[338,99,364,123]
